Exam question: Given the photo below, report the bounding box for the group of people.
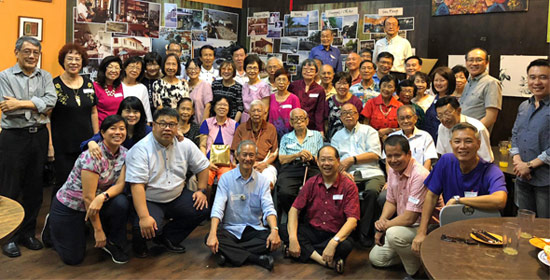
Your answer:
[0,21,548,278]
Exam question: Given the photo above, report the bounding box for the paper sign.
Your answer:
[378,7,403,16]
[290,11,308,18]
[325,7,358,17]
[254,12,270,18]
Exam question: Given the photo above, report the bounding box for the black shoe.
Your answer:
[214,252,226,266]
[334,258,345,274]
[132,236,149,258]
[19,236,43,250]
[102,242,129,264]
[153,235,186,253]
[41,214,52,248]
[358,236,374,248]
[2,242,21,258]
[258,255,274,271]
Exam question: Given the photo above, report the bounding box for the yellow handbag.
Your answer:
[210,144,231,166]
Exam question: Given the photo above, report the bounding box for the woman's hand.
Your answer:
[88,141,102,159]
[208,162,219,171]
[85,194,105,221]
[94,229,107,248]
[48,145,55,162]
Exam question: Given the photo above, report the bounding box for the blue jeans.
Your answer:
[515,179,550,218]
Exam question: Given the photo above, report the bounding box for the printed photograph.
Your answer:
[267,23,282,38]
[74,19,112,58]
[80,58,100,81]
[250,36,273,55]
[333,37,343,46]
[287,54,299,65]
[398,17,414,31]
[341,14,358,39]
[362,14,387,33]
[152,27,192,58]
[432,0,528,16]
[164,3,177,28]
[338,38,357,55]
[280,36,299,53]
[269,12,280,24]
[112,36,151,59]
[298,30,320,51]
[359,39,375,51]
[192,30,207,41]
[308,10,319,31]
[247,17,268,36]
[321,13,343,30]
[284,14,308,37]
[116,0,160,38]
[105,21,128,33]
[76,0,114,23]
[176,8,203,31]
[202,8,239,41]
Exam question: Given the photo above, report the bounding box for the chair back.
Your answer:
[439,204,501,226]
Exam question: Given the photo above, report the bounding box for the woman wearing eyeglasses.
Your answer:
[121,56,153,124]
[241,55,270,124]
[94,56,124,126]
[152,53,189,110]
[268,69,301,138]
[325,72,363,141]
[187,58,212,124]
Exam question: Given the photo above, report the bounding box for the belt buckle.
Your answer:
[28,127,38,133]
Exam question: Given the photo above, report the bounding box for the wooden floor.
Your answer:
[0,187,408,279]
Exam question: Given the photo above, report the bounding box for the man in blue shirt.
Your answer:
[411,122,507,254]
[309,29,342,72]
[206,140,280,271]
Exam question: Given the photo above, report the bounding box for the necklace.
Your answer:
[379,104,392,117]
[73,88,81,106]
[105,87,116,96]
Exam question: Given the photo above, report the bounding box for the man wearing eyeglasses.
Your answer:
[126,108,210,258]
[435,96,493,163]
[0,37,57,258]
[372,17,412,75]
[459,48,502,131]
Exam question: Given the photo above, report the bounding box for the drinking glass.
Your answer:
[518,209,536,239]
[499,141,510,168]
[502,222,520,256]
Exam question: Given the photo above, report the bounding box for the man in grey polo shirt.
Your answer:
[126,108,210,258]
[459,48,502,131]
[0,37,57,258]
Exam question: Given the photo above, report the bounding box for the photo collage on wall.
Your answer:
[74,0,240,79]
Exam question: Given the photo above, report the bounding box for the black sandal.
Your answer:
[334,258,344,274]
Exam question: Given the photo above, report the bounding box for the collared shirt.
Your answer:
[436,114,494,162]
[293,174,360,233]
[189,80,213,125]
[211,166,277,239]
[510,95,550,186]
[325,95,363,141]
[386,158,430,225]
[373,36,413,73]
[425,153,507,204]
[241,80,270,123]
[372,73,381,87]
[280,129,323,157]
[125,133,210,203]
[350,81,380,105]
[56,142,127,211]
[324,86,337,100]
[231,119,278,161]
[309,45,342,72]
[331,123,384,179]
[0,64,57,128]
[234,71,249,85]
[288,80,326,132]
[460,72,502,121]
[386,127,438,165]
[361,94,403,130]
[199,66,220,84]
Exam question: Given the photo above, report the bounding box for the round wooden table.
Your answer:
[0,196,24,243]
[421,217,550,279]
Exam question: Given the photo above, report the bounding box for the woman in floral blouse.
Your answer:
[152,53,189,109]
[48,115,130,265]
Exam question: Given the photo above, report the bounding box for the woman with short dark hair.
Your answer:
[122,56,153,123]
[95,56,124,126]
[211,60,244,122]
[141,52,163,114]
[241,54,270,123]
[186,58,213,124]
[326,72,363,141]
[152,53,189,109]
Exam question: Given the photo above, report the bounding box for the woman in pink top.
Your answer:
[268,69,301,137]
[94,56,124,126]
[186,58,212,124]
[241,54,270,123]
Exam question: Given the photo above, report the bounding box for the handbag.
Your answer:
[210,144,231,166]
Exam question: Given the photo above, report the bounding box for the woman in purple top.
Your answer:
[48,115,130,265]
[325,72,363,141]
[241,54,270,123]
[94,56,124,127]
[186,58,213,124]
[268,69,301,137]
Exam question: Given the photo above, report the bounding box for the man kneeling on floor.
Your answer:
[281,145,360,274]
[206,140,281,271]
[126,108,210,258]
[369,135,439,279]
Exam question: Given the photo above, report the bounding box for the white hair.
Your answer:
[267,56,283,67]
[250,100,264,110]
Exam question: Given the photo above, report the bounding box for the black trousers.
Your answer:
[0,127,48,241]
[49,195,129,265]
[280,223,353,263]
[276,163,320,214]
[51,151,81,197]
[205,226,270,266]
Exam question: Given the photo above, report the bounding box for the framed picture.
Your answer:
[18,17,43,41]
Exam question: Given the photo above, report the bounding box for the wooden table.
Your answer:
[421,217,550,279]
[0,196,24,244]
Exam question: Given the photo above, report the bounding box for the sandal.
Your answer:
[334,258,344,274]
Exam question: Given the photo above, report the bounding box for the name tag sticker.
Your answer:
[231,194,246,201]
[287,143,297,148]
[114,93,123,98]
[83,89,94,94]
[281,104,292,109]
[249,85,258,91]
[330,54,335,59]
[408,196,420,205]
[309,93,319,98]
[333,194,343,200]
[464,191,478,198]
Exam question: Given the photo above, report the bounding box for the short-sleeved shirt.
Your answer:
[373,35,413,73]
[123,82,153,122]
[309,45,342,72]
[325,95,363,141]
[126,134,210,203]
[279,129,324,157]
[292,174,360,233]
[231,120,278,161]
[211,80,244,119]
[386,128,438,165]
[361,94,403,130]
[56,142,127,211]
[288,80,326,132]
[189,80,213,124]
[199,66,220,84]
[94,82,124,126]
[350,81,380,105]
[460,72,502,121]
[386,158,430,224]
[200,117,239,157]
[424,153,507,204]
[241,81,270,123]
[152,79,189,109]
[268,93,301,137]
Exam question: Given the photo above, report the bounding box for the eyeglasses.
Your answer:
[290,116,307,122]
[126,65,141,71]
[187,67,200,72]
[21,49,41,57]
[246,66,259,71]
[341,110,358,116]
[436,108,456,120]
[155,121,178,129]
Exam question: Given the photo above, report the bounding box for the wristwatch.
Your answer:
[102,192,110,201]
[453,195,460,204]
[527,161,534,170]
[332,236,341,243]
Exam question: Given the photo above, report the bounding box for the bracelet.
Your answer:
[272,226,279,231]
[353,156,357,164]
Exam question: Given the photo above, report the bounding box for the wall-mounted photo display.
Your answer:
[73,8,112,59]
[164,3,177,28]
[250,36,273,54]
[105,21,128,33]
[280,37,299,53]
[19,16,43,41]
[308,10,319,31]
[202,8,239,41]
[152,27,192,58]
[362,14,387,34]
[267,22,282,38]
[398,17,414,31]
[298,31,320,51]
[75,0,114,23]
[176,8,203,31]
[247,17,268,36]
[284,14,309,37]
[116,0,160,38]
[359,39,375,51]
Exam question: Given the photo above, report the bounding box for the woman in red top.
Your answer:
[361,74,403,139]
